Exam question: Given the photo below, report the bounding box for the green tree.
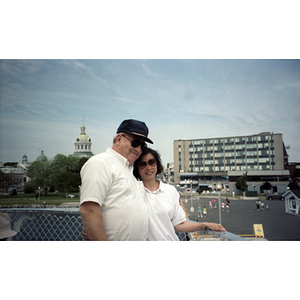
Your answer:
[50,154,85,195]
[24,154,88,195]
[0,170,11,193]
[288,178,300,190]
[3,162,19,167]
[25,160,51,194]
[261,181,272,191]
[235,172,248,193]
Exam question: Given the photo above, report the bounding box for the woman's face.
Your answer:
[137,153,157,182]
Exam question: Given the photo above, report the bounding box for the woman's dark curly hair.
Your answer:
[133,147,163,180]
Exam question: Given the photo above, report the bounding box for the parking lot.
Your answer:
[181,195,300,241]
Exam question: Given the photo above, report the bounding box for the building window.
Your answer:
[247,150,257,156]
[246,143,257,149]
[225,145,234,150]
[225,138,234,143]
[236,137,245,143]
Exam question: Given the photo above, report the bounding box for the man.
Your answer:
[80,119,153,241]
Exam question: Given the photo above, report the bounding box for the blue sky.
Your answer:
[1,59,299,165]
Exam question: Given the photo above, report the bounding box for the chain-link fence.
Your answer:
[0,207,247,241]
[1,207,84,241]
[0,207,190,241]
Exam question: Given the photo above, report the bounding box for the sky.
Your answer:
[1,59,300,165]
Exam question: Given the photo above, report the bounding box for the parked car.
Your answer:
[266,192,285,201]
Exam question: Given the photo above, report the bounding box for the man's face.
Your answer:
[113,133,144,165]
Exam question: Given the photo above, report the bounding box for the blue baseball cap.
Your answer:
[117,119,153,144]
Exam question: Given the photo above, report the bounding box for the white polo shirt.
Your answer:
[80,147,148,241]
[144,180,186,241]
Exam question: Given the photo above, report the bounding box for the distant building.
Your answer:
[284,162,300,186]
[22,154,29,167]
[0,162,27,188]
[73,124,94,158]
[163,162,174,183]
[173,132,290,194]
[36,150,48,162]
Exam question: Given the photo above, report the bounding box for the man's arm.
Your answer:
[80,201,108,241]
[174,221,225,233]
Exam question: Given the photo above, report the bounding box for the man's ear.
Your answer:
[115,134,122,144]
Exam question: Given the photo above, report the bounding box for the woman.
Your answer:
[133,147,225,241]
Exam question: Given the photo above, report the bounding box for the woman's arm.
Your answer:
[174,221,225,233]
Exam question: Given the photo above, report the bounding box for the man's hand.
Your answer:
[82,227,90,241]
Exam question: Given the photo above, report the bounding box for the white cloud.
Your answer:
[1,59,300,164]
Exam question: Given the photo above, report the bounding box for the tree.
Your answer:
[288,178,300,190]
[25,160,51,194]
[3,162,19,167]
[261,181,272,191]
[24,154,88,195]
[0,170,11,193]
[235,172,248,193]
[50,154,85,195]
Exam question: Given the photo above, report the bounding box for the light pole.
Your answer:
[190,180,194,212]
[38,187,41,203]
[216,184,222,224]
[184,180,188,203]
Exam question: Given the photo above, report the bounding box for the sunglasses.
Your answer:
[137,158,157,169]
[121,134,147,150]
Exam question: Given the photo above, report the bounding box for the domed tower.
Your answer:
[37,150,48,162]
[22,154,28,165]
[73,124,94,158]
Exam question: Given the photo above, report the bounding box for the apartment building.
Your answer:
[173,132,290,194]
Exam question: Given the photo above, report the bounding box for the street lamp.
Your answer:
[216,183,222,224]
[184,180,188,203]
[38,187,41,203]
[190,180,194,212]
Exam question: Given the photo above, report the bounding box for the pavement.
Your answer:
[181,195,300,241]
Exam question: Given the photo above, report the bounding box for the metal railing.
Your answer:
[0,207,247,241]
[1,207,84,241]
